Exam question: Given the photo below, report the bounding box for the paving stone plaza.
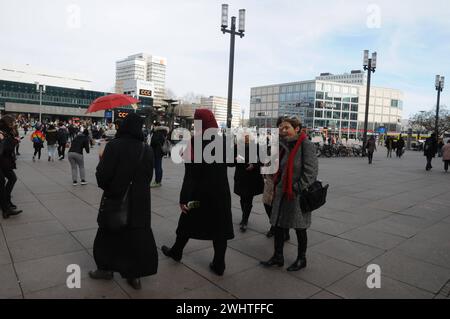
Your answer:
[1,135,449,299]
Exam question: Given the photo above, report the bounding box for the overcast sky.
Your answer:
[1,0,449,117]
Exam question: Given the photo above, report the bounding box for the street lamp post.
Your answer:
[35,82,46,123]
[434,75,445,139]
[221,4,245,128]
[362,50,377,153]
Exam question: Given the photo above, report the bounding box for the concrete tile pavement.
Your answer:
[0,136,449,299]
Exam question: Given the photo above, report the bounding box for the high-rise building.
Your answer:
[200,96,241,128]
[249,71,403,137]
[115,53,166,107]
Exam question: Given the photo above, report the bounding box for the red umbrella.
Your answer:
[85,94,140,114]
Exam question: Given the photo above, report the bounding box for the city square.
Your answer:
[0,136,449,299]
[1,0,450,306]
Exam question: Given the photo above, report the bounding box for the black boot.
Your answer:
[2,208,23,219]
[127,278,142,290]
[8,202,17,210]
[287,253,307,271]
[209,262,225,276]
[88,269,113,280]
[161,245,182,262]
[239,198,252,232]
[260,254,284,267]
[260,227,284,267]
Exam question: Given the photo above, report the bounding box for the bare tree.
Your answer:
[409,106,450,136]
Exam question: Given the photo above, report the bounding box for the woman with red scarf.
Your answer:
[161,109,234,276]
[261,116,318,271]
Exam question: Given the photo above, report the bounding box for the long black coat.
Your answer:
[176,138,234,241]
[0,129,18,170]
[233,143,264,198]
[93,133,158,278]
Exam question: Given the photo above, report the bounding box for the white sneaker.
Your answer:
[81,180,87,185]
[73,181,78,186]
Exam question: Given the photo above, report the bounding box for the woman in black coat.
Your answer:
[90,113,158,290]
[233,134,264,232]
[161,109,234,276]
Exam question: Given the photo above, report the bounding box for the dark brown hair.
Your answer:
[276,116,302,129]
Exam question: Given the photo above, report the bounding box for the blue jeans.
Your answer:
[154,154,163,183]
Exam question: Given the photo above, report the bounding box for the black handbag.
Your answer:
[97,143,145,231]
[299,180,329,212]
[298,143,329,213]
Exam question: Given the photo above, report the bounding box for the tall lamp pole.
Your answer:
[362,50,377,152]
[434,75,445,139]
[35,82,46,123]
[221,4,245,128]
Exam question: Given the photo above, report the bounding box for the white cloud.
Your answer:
[1,0,449,118]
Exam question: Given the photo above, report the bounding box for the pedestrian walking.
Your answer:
[150,122,169,188]
[57,122,69,160]
[396,136,405,158]
[233,133,264,232]
[13,124,21,156]
[0,115,23,219]
[161,109,234,276]
[31,125,45,161]
[385,136,393,158]
[46,124,58,162]
[260,116,318,272]
[365,135,377,164]
[68,129,90,185]
[437,139,444,157]
[442,140,450,172]
[424,133,438,171]
[90,113,158,290]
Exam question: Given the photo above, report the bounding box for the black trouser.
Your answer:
[3,168,17,205]
[426,155,433,170]
[0,169,9,212]
[367,151,374,164]
[171,235,227,268]
[387,149,392,158]
[273,226,307,258]
[33,146,42,159]
[58,143,66,158]
[444,160,449,171]
[15,143,20,154]
[240,195,254,225]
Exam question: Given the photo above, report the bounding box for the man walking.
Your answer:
[424,133,438,171]
[365,135,377,164]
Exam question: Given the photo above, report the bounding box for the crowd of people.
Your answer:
[1,111,449,292]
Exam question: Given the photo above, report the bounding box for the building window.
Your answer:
[316,92,324,99]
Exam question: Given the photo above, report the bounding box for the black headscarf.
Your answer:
[116,113,144,141]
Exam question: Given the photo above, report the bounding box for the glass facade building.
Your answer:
[0,79,153,121]
[250,79,403,137]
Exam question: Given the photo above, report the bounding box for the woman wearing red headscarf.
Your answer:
[161,109,234,276]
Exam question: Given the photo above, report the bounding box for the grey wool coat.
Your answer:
[270,135,319,229]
